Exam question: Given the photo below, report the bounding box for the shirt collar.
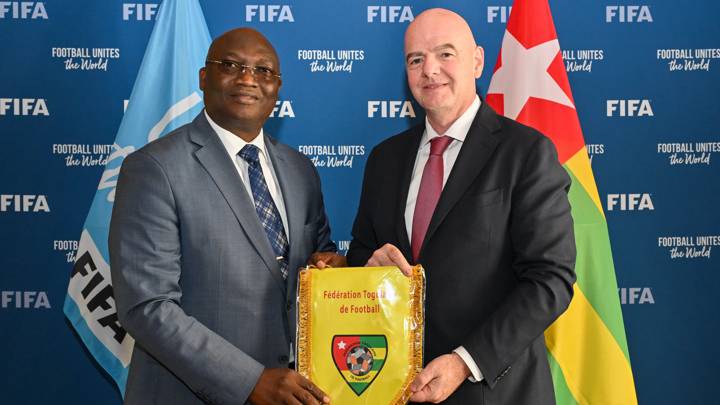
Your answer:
[204,109,266,157]
[422,95,481,146]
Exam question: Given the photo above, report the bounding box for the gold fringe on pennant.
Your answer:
[296,267,313,378]
[391,265,426,405]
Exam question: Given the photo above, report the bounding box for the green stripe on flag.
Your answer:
[564,166,604,225]
[360,336,386,347]
[565,166,630,360]
[548,350,579,405]
[371,359,385,371]
[349,382,369,391]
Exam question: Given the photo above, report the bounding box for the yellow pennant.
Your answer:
[297,266,425,405]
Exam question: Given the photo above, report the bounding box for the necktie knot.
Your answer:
[429,136,452,156]
[238,144,260,164]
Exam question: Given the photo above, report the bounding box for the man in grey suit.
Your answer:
[110,28,341,404]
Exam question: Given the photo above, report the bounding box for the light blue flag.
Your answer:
[63,0,211,395]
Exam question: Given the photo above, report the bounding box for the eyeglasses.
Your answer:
[205,59,281,81]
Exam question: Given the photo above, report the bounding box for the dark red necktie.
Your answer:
[411,136,453,262]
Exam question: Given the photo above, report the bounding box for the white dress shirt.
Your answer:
[205,110,289,240]
[403,95,485,383]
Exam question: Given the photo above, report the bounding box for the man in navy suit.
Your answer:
[346,9,576,404]
[111,28,342,404]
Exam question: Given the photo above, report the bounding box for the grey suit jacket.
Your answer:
[110,113,336,405]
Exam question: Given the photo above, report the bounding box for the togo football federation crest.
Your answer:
[331,335,387,396]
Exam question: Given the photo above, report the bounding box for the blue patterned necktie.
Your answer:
[238,144,289,280]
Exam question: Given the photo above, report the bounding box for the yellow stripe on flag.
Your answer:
[369,348,387,358]
[545,285,637,405]
[565,149,604,218]
[341,370,379,379]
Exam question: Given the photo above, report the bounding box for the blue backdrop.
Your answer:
[1,1,718,404]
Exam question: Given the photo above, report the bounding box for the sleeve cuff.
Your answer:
[453,346,484,383]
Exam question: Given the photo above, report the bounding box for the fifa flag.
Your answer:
[486,0,638,404]
[63,0,211,394]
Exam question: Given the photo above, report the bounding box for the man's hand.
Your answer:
[365,243,413,276]
[409,353,470,403]
[308,252,347,269]
[248,368,330,405]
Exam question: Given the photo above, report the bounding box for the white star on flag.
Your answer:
[487,31,574,120]
[338,340,346,350]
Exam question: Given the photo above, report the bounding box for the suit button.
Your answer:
[500,366,510,377]
[286,300,293,311]
[279,355,289,364]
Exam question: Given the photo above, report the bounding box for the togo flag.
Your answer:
[63,0,211,395]
[486,0,638,404]
[332,335,388,396]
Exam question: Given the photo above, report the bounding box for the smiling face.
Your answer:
[200,28,282,140]
[404,9,484,131]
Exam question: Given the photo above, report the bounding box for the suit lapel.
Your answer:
[189,115,287,290]
[420,103,502,258]
[395,126,424,260]
[265,136,305,287]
